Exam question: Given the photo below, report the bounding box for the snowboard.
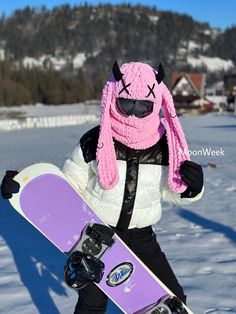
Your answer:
[9,163,194,314]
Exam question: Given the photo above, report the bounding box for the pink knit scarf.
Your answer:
[110,103,165,149]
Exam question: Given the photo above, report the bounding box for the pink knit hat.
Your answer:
[96,62,190,193]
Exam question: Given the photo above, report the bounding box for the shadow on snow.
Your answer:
[203,124,236,129]
[178,208,236,245]
[0,197,122,314]
[0,197,67,314]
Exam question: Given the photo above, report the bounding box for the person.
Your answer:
[1,61,204,314]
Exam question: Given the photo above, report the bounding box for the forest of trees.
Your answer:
[0,61,98,106]
[0,4,235,106]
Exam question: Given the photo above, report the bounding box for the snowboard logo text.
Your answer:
[106,262,133,287]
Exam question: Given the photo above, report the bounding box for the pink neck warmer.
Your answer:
[96,62,190,193]
[110,103,165,149]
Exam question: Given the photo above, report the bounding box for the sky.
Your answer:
[0,0,235,30]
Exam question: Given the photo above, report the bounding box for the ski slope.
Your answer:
[0,110,235,314]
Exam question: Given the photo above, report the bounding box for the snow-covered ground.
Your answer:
[0,102,100,132]
[0,108,235,314]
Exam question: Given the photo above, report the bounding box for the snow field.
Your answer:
[0,110,235,313]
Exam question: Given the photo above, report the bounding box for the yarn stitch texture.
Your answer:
[96,62,190,192]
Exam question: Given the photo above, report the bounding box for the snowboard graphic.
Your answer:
[9,163,193,314]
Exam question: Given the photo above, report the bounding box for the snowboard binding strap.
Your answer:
[134,295,188,314]
[64,251,105,289]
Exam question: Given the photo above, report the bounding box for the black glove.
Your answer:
[179,160,203,198]
[1,171,20,199]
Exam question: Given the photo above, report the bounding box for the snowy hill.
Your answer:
[187,55,234,72]
[0,4,235,74]
[1,4,235,107]
[0,108,236,313]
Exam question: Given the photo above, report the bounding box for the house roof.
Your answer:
[172,72,206,96]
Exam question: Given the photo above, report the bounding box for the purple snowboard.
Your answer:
[10,164,192,314]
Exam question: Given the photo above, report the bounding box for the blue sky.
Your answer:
[0,0,235,30]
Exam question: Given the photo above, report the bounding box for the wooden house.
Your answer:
[171,72,213,113]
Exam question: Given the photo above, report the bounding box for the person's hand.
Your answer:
[179,160,203,198]
[1,171,20,199]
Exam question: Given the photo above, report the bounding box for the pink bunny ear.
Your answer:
[96,81,119,189]
[162,84,190,193]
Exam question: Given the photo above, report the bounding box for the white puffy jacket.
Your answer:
[62,127,203,229]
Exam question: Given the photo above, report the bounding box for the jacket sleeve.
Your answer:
[62,144,90,194]
[160,166,204,207]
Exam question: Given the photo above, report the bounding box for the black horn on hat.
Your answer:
[156,63,165,84]
[112,61,123,81]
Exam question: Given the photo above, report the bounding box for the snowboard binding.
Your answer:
[64,251,105,289]
[136,295,188,314]
[64,222,115,289]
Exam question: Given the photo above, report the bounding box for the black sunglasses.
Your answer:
[116,98,154,118]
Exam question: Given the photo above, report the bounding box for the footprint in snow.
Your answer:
[204,308,235,314]
[189,223,202,230]
[197,266,214,274]
[225,185,236,192]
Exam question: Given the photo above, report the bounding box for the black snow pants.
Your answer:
[74,226,187,314]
